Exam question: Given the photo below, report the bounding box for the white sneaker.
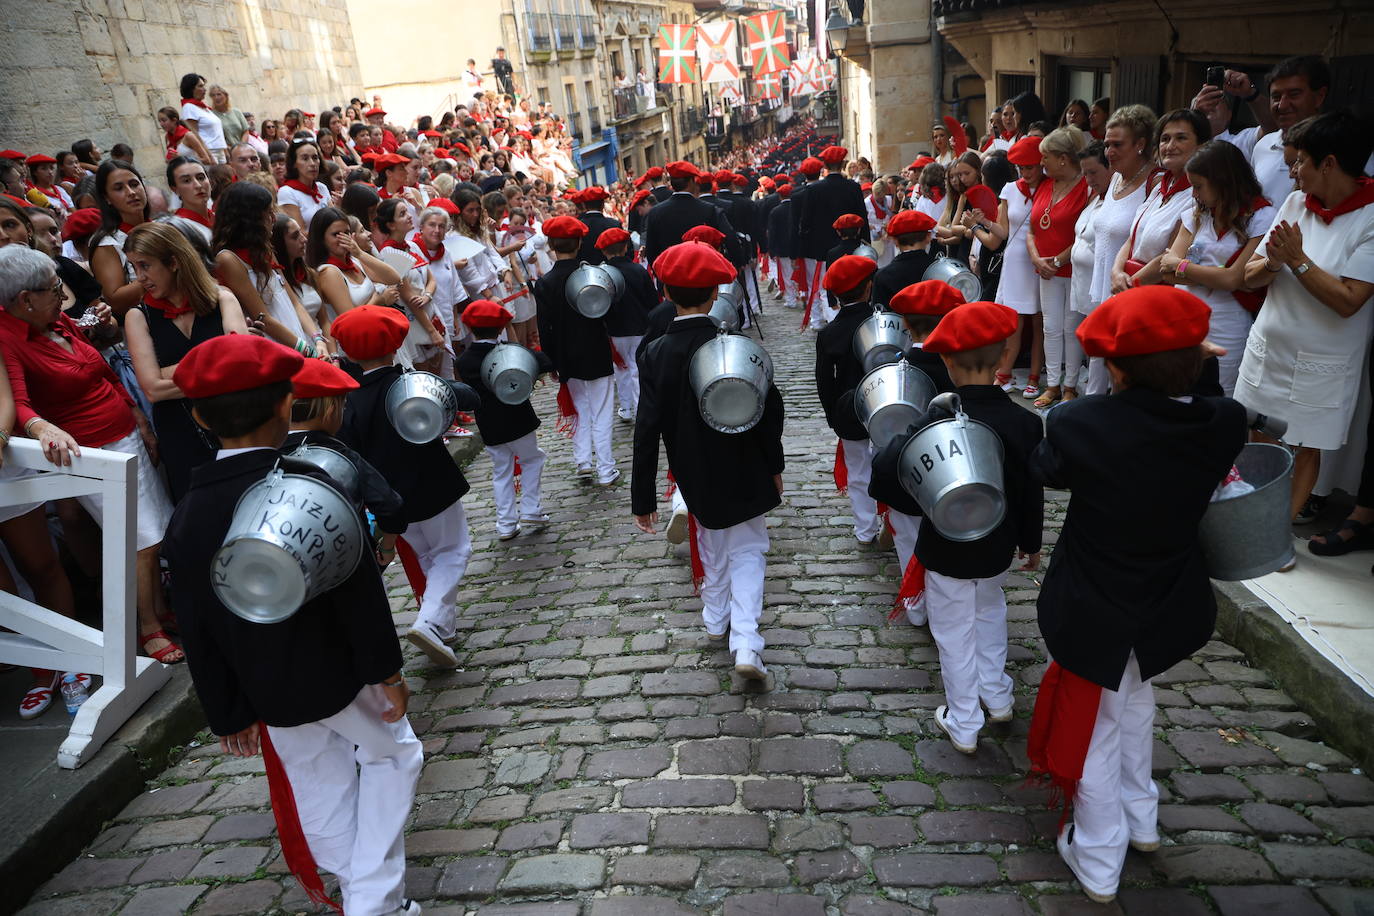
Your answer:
[985,702,1014,723]
[388,900,422,916]
[596,468,621,487]
[1057,825,1118,903]
[1129,834,1161,853]
[666,506,689,544]
[903,601,928,627]
[734,648,767,680]
[576,464,594,480]
[933,705,977,755]
[406,623,459,668]
[519,513,551,529]
[617,409,635,422]
[497,526,519,541]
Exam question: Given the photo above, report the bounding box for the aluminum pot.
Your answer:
[384,370,459,444]
[853,243,879,261]
[688,331,774,433]
[852,307,913,373]
[923,255,982,303]
[601,262,626,299]
[480,341,540,405]
[1200,442,1296,580]
[898,394,1006,541]
[854,361,937,450]
[212,468,364,624]
[286,444,360,501]
[564,263,616,318]
[709,282,744,332]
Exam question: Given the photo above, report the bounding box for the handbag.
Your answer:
[1225,246,1267,314]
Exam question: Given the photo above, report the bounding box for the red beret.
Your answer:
[375,153,406,171]
[759,177,775,191]
[888,280,965,317]
[420,130,442,138]
[433,148,452,159]
[887,209,937,235]
[665,160,699,179]
[922,301,1018,354]
[654,241,736,288]
[832,213,865,231]
[798,157,824,176]
[364,107,386,117]
[632,174,650,188]
[292,357,360,399]
[595,227,631,249]
[822,255,878,296]
[61,208,102,241]
[777,184,792,198]
[681,225,726,248]
[430,197,461,216]
[360,151,380,165]
[581,186,609,203]
[330,304,410,361]
[303,112,316,118]
[1007,137,1043,166]
[542,215,588,239]
[818,145,848,164]
[454,142,472,155]
[563,188,585,204]
[733,173,750,186]
[713,169,734,184]
[173,335,303,399]
[25,154,56,166]
[1077,286,1211,359]
[908,156,935,171]
[861,181,873,192]
[0,150,25,160]
[630,189,652,208]
[773,173,789,184]
[462,298,513,328]
[644,166,665,180]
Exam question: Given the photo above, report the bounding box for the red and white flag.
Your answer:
[756,71,782,100]
[743,11,790,74]
[717,81,744,104]
[788,47,824,97]
[657,24,699,84]
[697,21,740,84]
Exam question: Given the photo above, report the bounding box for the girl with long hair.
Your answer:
[166,156,214,241]
[993,138,1048,395]
[1059,99,1091,132]
[451,188,503,301]
[89,159,152,315]
[377,198,445,371]
[306,206,402,327]
[272,213,337,359]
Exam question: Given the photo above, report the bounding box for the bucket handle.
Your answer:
[927,390,968,425]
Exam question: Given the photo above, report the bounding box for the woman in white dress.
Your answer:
[305,206,402,332]
[1067,141,1110,392]
[993,137,1047,396]
[1237,110,1374,523]
[276,139,332,231]
[177,73,227,164]
[377,198,445,373]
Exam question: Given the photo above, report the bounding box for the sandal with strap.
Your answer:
[19,670,60,720]
[996,372,1016,392]
[1308,518,1374,557]
[1034,386,1062,410]
[1022,376,1041,399]
[141,630,186,665]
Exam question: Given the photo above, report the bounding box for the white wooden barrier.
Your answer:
[0,437,170,768]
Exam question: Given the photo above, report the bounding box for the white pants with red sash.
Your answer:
[888,510,924,624]
[924,569,1014,747]
[840,439,882,542]
[568,375,616,480]
[486,431,546,533]
[694,514,768,654]
[266,685,423,915]
[776,257,799,308]
[610,336,643,417]
[402,499,471,643]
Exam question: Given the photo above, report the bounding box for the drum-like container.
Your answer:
[601,262,626,299]
[853,243,879,261]
[852,309,913,373]
[898,397,1006,541]
[688,332,774,433]
[1200,442,1296,580]
[212,469,364,624]
[923,255,982,303]
[564,263,616,318]
[384,370,459,444]
[480,341,540,405]
[855,361,937,450]
[287,444,360,501]
[709,282,744,332]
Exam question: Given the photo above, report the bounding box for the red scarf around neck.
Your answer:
[326,254,357,272]
[143,293,193,318]
[1015,179,1036,202]
[380,239,427,268]
[870,196,887,220]
[181,98,209,110]
[283,179,323,202]
[1158,170,1192,203]
[1305,177,1374,225]
[175,207,213,228]
[412,231,443,260]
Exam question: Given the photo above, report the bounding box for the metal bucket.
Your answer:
[286,444,360,501]
[855,361,937,449]
[564,263,616,319]
[852,308,914,373]
[601,262,626,300]
[480,341,540,405]
[923,255,982,303]
[853,243,879,261]
[689,332,774,433]
[212,468,365,624]
[709,282,744,331]
[1200,442,1296,580]
[898,395,1006,541]
[384,370,459,444]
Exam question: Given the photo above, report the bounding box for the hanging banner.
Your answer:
[756,71,782,100]
[697,21,740,84]
[657,24,699,84]
[743,11,790,75]
[717,81,744,104]
[789,47,823,97]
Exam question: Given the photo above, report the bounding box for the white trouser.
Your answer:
[401,500,471,642]
[924,569,1014,747]
[610,336,643,416]
[568,376,616,480]
[486,431,546,532]
[267,685,423,916]
[742,266,762,317]
[1069,653,1159,895]
[1086,356,1110,396]
[888,511,924,625]
[777,257,798,308]
[694,514,768,654]
[804,258,828,327]
[1040,276,1083,388]
[842,438,881,541]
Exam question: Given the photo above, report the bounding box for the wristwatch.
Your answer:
[1294,261,1313,277]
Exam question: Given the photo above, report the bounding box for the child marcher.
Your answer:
[631,241,785,679]
[1027,285,1246,903]
[823,213,868,317]
[163,335,423,916]
[455,299,554,540]
[871,210,938,308]
[333,304,480,668]
[597,227,657,422]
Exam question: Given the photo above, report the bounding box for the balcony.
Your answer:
[552,13,576,52]
[576,15,597,51]
[524,13,552,55]
[587,105,603,135]
[568,112,584,144]
[679,105,705,137]
[611,86,651,121]
[733,103,760,125]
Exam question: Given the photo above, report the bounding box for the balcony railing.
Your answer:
[552,13,576,51]
[679,105,705,136]
[568,112,584,143]
[576,14,597,50]
[612,86,650,120]
[587,105,602,135]
[525,13,552,53]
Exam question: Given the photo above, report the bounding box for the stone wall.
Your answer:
[0,0,362,187]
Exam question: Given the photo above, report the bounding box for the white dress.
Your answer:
[1127,179,1194,266]
[180,102,226,158]
[1089,173,1149,307]
[994,181,1039,314]
[1070,195,1103,316]
[1235,192,1374,449]
[245,263,307,342]
[277,182,331,230]
[317,264,376,324]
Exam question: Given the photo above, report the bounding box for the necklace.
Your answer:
[1115,159,1152,199]
[1038,178,1078,230]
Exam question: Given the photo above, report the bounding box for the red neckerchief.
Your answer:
[870,196,886,220]
[326,254,357,272]
[283,179,323,202]
[377,186,394,199]
[175,207,213,228]
[118,222,135,234]
[413,231,443,260]
[1305,177,1374,225]
[143,293,193,318]
[294,263,308,285]
[1158,170,1192,203]
[380,238,427,267]
[181,98,209,110]
[165,126,188,157]
[928,187,943,204]
[1015,179,1035,202]
[1002,130,1013,140]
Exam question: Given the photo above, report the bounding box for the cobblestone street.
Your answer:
[22,288,1374,916]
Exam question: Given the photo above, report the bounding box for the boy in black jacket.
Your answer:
[872,301,1043,755]
[333,304,479,669]
[1028,287,1245,904]
[598,227,657,421]
[871,210,938,308]
[632,241,785,680]
[455,299,554,540]
[163,335,422,916]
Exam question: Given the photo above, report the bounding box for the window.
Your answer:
[998,74,1035,106]
[1052,59,1112,116]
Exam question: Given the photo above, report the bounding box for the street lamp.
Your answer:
[825,7,851,55]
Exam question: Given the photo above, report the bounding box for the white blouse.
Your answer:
[276,182,331,230]
[1070,195,1103,316]
[180,102,226,152]
[1089,172,1149,306]
[1127,177,1195,264]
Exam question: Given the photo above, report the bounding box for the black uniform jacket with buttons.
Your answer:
[632,314,785,530]
[635,299,676,364]
[755,192,781,253]
[867,346,958,516]
[577,210,624,265]
[534,257,613,381]
[815,301,876,441]
[767,199,799,259]
[282,429,407,535]
[871,248,935,308]
[604,255,657,337]
[651,185,671,202]
[455,340,554,447]
[163,450,403,736]
[643,192,745,271]
[1032,388,1246,690]
[797,173,869,261]
[337,366,473,523]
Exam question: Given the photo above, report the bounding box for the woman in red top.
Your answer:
[1026,127,1092,407]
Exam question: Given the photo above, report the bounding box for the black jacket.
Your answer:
[720,190,756,241]
[755,192,781,253]
[1032,388,1246,689]
[577,210,623,265]
[867,347,957,516]
[815,301,875,441]
[643,193,743,270]
[871,248,935,308]
[798,173,869,260]
[455,341,553,446]
[605,255,656,337]
[825,238,864,267]
[535,258,613,381]
[163,450,402,735]
[767,199,799,259]
[337,366,473,523]
[282,429,407,535]
[651,185,671,202]
[632,315,784,529]
[635,299,677,364]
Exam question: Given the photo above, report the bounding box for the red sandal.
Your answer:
[141,630,185,665]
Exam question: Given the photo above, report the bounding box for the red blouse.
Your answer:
[1030,177,1090,278]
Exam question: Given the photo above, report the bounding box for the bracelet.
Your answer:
[0,429,9,446]
[23,417,44,434]
[293,338,314,355]
[1178,259,1190,276]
